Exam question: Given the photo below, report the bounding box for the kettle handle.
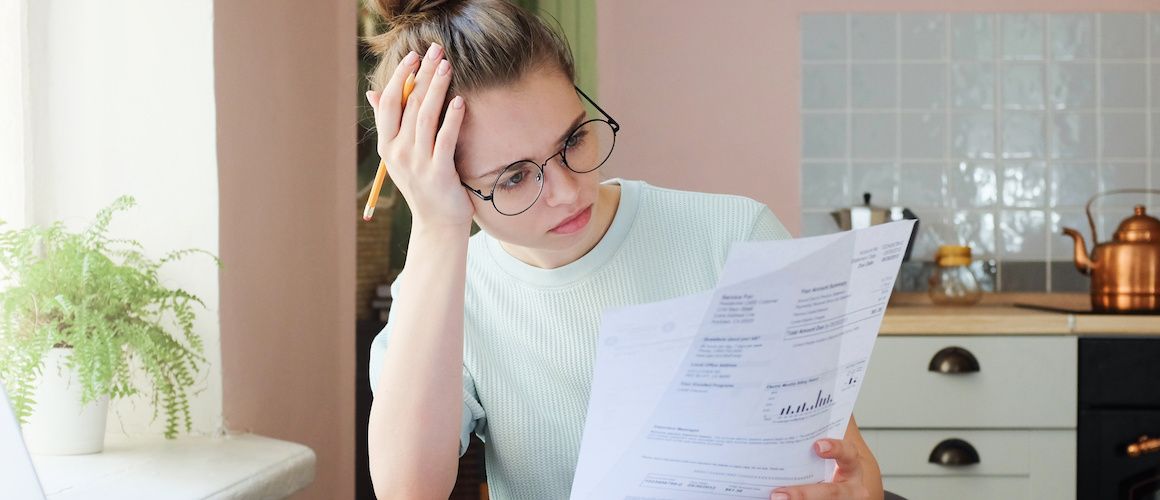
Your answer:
[1083,189,1160,245]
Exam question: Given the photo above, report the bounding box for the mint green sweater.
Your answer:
[369,179,790,499]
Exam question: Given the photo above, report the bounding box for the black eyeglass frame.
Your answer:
[460,85,620,216]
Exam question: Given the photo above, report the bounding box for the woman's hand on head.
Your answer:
[366,42,475,232]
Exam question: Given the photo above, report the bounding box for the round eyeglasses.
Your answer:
[461,86,620,216]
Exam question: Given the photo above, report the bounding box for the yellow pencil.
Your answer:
[363,72,417,222]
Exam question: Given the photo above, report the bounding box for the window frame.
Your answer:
[0,0,32,230]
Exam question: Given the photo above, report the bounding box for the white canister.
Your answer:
[21,347,109,455]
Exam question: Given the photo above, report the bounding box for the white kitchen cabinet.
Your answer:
[855,335,1078,500]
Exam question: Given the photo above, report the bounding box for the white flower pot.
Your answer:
[21,347,109,455]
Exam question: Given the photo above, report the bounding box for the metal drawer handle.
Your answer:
[928,438,981,466]
[928,346,980,374]
[1128,436,1160,458]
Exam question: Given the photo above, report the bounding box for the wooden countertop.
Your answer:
[881,293,1160,336]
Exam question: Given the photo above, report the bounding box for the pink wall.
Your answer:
[214,1,356,499]
[596,0,1157,237]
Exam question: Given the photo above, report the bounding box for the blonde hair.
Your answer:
[363,0,575,103]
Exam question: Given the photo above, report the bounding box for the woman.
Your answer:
[364,1,883,499]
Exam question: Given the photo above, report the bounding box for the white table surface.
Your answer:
[31,433,315,500]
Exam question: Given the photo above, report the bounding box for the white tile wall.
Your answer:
[800,12,1159,292]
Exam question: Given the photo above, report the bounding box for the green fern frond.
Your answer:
[0,196,214,438]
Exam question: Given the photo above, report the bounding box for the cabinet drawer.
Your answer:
[862,429,1075,500]
[882,477,1028,500]
[855,336,1077,428]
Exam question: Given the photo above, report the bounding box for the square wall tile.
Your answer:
[1001,161,1047,208]
[1050,112,1098,160]
[1050,163,1099,207]
[952,63,995,109]
[802,64,847,109]
[852,113,897,158]
[1049,62,1096,110]
[1051,261,1090,292]
[1101,63,1147,109]
[1099,163,1149,207]
[851,63,897,108]
[1101,112,1147,158]
[802,15,847,60]
[851,162,899,204]
[899,163,947,208]
[1154,112,1160,159]
[1153,153,1160,187]
[1001,14,1046,61]
[1002,63,1046,110]
[908,209,951,261]
[1001,112,1047,160]
[901,63,947,109]
[1153,65,1160,110]
[1060,211,1127,244]
[1051,210,1092,261]
[949,161,998,208]
[951,112,997,159]
[1151,13,1160,59]
[801,162,849,209]
[852,14,898,60]
[1100,13,1147,59]
[901,14,947,60]
[999,209,1048,260]
[952,210,998,254]
[951,14,995,60]
[1097,191,1152,210]
[896,261,932,291]
[799,10,1156,283]
[802,113,847,159]
[900,112,947,159]
[802,211,841,236]
[1000,261,1047,291]
[1049,14,1095,61]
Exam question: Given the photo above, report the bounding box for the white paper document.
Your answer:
[570,221,916,500]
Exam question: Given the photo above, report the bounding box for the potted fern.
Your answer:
[0,196,219,454]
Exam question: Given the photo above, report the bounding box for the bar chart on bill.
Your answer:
[761,360,866,423]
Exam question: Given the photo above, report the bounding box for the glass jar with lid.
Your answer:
[928,245,983,305]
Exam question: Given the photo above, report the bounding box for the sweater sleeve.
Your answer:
[368,274,486,457]
[747,205,792,242]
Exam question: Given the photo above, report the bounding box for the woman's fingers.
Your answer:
[767,439,870,499]
[433,96,466,165]
[770,482,870,500]
[399,42,444,142]
[415,58,453,150]
[815,439,862,480]
[370,50,420,142]
[362,41,474,229]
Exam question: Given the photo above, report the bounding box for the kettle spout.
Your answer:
[1061,227,1093,275]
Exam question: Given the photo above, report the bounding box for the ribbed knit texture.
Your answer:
[369,179,790,499]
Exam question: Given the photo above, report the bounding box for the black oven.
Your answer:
[1079,337,1160,499]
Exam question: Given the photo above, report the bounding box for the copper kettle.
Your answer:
[1061,189,1160,313]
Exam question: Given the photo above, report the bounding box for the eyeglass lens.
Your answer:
[489,119,616,215]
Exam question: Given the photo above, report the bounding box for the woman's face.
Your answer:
[454,65,606,258]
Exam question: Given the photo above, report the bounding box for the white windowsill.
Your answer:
[31,432,315,499]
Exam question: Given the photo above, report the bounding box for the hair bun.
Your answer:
[366,0,464,22]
